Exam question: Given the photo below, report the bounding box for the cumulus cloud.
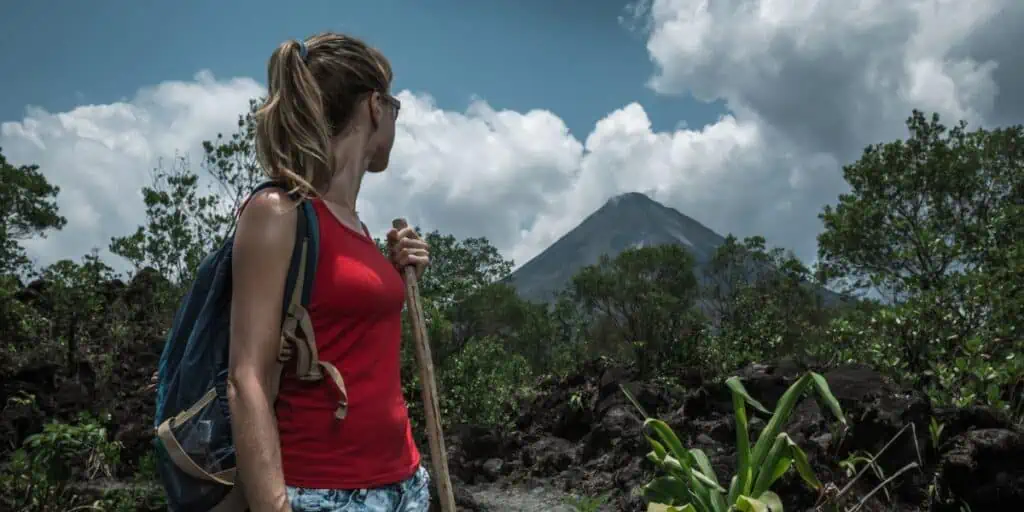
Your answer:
[634,0,1020,156]
[2,0,1021,275]
[0,73,782,271]
[1,71,264,269]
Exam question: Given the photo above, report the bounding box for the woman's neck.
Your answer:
[321,135,372,208]
[319,137,371,229]
[322,164,364,212]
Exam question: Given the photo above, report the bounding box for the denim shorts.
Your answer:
[286,465,431,512]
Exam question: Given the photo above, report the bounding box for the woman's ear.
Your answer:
[368,91,383,129]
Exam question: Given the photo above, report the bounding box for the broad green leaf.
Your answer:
[766,454,793,489]
[810,372,847,425]
[691,489,713,512]
[750,375,812,470]
[643,476,688,504]
[661,456,727,493]
[784,436,822,490]
[727,474,740,506]
[757,491,784,512]
[726,376,771,414]
[751,434,789,498]
[690,448,728,512]
[648,451,664,467]
[649,436,668,460]
[645,419,689,463]
[646,419,707,499]
[647,504,697,512]
[735,495,771,512]
[690,468,727,494]
[731,390,752,503]
[688,449,720,485]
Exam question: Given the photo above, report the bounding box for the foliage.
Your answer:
[0,148,67,277]
[37,252,120,371]
[0,275,51,364]
[436,336,532,427]
[0,414,122,512]
[702,235,834,373]
[392,231,542,429]
[398,231,519,366]
[565,492,613,511]
[815,110,1023,415]
[822,287,1023,414]
[625,372,846,512]
[566,245,704,377]
[817,110,1021,299]
[445,282,559,372]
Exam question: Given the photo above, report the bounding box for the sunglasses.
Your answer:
[380,92,401,120]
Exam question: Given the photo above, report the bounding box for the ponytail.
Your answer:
[255,39,331,198]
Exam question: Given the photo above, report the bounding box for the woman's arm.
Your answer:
[226,189,298,512]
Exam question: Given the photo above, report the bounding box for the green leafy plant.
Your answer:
[565,491,612,511]
[623,371,847,512]
[0,414,123,512]
[928,417,945,452]
[570,392,585,411]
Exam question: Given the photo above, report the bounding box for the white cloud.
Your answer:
[2,0,1021,275]
[2,72,781,272]
[1,71,264,270]
[634,0,1020,156]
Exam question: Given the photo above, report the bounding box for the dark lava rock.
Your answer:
[940,428,1024,510]
[443,358,1024,512]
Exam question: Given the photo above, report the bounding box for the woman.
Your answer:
[227,32,431,512]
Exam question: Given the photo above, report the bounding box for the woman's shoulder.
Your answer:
[238,186,303,218]
[234,187,302,250]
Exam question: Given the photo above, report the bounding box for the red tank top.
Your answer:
[275,199,420,489]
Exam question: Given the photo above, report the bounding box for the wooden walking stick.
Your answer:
[393,218,457,512]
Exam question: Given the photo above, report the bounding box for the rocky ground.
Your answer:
[438,358,1024,511]
[3,352,1024,511]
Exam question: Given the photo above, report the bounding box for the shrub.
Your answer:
[0,414,122,511]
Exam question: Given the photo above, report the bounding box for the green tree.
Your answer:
[416,231,514,307]
[394,230,517,363]
[567,245,704,377]
[37,252,118,374]
[436,335,532,427]
[816,110,1023,410]
[816,110,1021,301]
[445,282,557,371]
[702,235,830,370]
[390,231,544,428]
[0,148,67,276]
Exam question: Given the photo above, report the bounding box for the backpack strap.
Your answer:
[273,196,348,420]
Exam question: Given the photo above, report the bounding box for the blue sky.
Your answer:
[1,0,723,140]
[1,0,1020,271]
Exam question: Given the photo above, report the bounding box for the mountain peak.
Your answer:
[508,193,727,302]
[604,191,658,208]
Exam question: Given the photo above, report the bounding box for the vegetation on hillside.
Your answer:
[0,105,1020,511]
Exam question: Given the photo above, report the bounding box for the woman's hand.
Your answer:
[387,226,429,279]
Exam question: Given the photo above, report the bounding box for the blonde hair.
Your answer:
[255,32,393,197]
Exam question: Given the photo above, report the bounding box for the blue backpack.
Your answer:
[153,181,348,512]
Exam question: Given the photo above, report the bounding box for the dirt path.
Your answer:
[462,482,605,512]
